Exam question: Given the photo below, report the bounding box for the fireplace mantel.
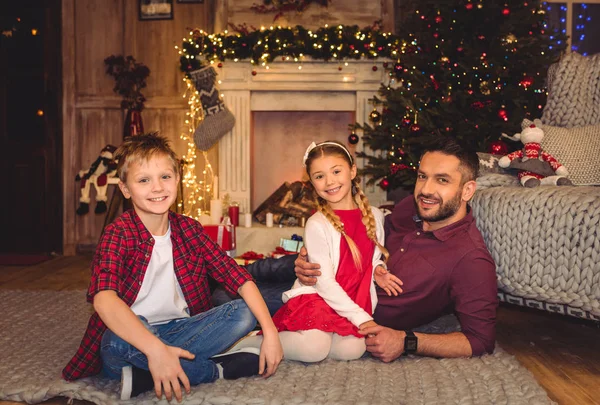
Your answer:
[216,59,388,214]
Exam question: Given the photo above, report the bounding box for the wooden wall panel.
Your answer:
[74,0,124,96]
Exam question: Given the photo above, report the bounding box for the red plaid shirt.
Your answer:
[62,209,252,381]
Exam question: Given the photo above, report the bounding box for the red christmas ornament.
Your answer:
[383,62,389,68]
[489,140,509,155]
[466,3,474,10]
[348,132,359,145]
[497,109,508,121]
[502,8,510,15]
[433,33,439,38]
[251,70,257,76]
[435,16,443,23]
[379,178,390,190]
[372,66,378,72]
[338,66,343,71]
[457,46,464,52]
[217,62,223,68]
[520,76,534,88]
[410,124,421,133]
[402,118,412,127]
[394,63,403,71]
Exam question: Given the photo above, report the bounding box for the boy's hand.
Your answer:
[374,265,403,296]
[258,331,283,378]
[294,246,321,285]
[147,344,195,402]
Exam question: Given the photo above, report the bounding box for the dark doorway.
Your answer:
[0,0,62,254]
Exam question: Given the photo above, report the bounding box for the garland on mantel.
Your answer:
[177,24,402,75]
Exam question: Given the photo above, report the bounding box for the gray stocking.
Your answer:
[189,66,235,151]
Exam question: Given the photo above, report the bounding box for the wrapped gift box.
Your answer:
[279,236,303,253]
[204,224,236,251]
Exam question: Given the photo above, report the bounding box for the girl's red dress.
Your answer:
[271,209,375,338]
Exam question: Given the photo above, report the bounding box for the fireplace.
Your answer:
[216,59,388,214]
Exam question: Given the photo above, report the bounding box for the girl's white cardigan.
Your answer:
[281,206,386,328]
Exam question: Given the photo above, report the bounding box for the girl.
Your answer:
[234,140,402,362]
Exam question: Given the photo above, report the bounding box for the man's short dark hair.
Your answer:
[420,136,479,182]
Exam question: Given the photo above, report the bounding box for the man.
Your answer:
[216,136,497,361]
[293,136,497,361]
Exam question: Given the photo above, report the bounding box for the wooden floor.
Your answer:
[1,255,599,405]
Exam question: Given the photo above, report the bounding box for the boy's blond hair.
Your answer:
[114,132,180,182]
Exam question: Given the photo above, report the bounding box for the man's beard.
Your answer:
[414,190,462,223]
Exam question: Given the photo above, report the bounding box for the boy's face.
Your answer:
[118,154,179,221]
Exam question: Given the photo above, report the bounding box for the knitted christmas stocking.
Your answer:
[189,66,235,151]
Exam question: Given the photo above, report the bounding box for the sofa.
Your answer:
[470,52,600,321]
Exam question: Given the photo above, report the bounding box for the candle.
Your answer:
[266,212,274,228]
[210,199,222,224]
[244,212,252,228]
[228,205,240,226]
[213,175,219,200]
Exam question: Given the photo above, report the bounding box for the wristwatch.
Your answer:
[404,330,418,355]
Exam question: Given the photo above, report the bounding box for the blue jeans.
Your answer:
[100,299,256,385]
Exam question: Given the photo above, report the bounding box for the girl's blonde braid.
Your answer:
[353,179,389,262]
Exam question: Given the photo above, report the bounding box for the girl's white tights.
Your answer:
[231,329,366,362]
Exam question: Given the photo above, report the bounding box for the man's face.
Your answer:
[413,151,471,231]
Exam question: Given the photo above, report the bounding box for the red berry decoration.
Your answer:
[502,8,510,15]
[466,3,474,10]
[348,133,359,145]
[379,178,390,190]
[489,140,509,155]
[435,16,443,23]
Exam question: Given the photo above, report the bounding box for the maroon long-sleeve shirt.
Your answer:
[373,196,498,355]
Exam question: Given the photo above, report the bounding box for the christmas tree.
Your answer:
[357,0,567,191]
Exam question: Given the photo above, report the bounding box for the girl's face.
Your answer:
[309,154,357,210]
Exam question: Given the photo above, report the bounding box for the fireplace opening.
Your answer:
[251,110,355,211]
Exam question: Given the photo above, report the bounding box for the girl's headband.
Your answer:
[302,142,353,167]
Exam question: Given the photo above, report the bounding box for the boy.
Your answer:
[63,133,282,402]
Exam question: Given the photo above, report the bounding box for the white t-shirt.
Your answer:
[130,226,190,324]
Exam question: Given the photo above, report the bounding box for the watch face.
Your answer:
[405,337,417,352]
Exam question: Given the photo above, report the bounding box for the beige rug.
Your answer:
[0,290,555,405]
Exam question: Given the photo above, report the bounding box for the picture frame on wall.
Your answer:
[177,0,203,3]
[139,0,174,20]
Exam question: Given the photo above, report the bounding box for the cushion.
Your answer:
[541,123,600,185]
[477,152,513,175]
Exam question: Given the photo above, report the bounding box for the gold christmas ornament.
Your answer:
[480,80,491,95]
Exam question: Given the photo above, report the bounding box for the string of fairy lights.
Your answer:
[178,78,215,219]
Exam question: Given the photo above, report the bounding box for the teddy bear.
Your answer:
[498,119,572,187]
[75,144,119,215]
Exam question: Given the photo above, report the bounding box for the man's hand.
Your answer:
[146,344,195,402]
[374,265,404,296]
[294,246,321,286]
[359,324,405,363]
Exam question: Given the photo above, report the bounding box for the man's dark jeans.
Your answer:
[212,254,298,316]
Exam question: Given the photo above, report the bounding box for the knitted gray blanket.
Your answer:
[0,290,555,405]
[542,52,600,128]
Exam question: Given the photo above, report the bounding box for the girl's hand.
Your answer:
[374,265,404,296]
[258,330,283,378]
